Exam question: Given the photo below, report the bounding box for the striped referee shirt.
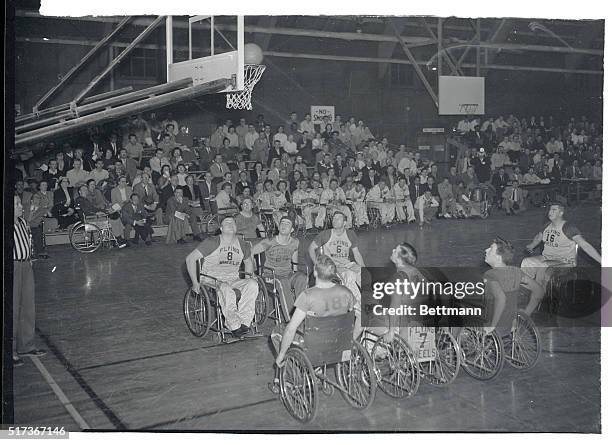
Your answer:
[14,217,32,261]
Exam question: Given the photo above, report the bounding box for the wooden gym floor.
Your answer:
[11,205,601,432]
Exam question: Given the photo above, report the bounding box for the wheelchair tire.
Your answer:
[253,277,269,328]
[423,329,461,386]
[69,222,102,253]
[183,288,212,338]
[280,347,319,423]
[458,327,505,381]
[504,311,541,370]
[369,335,420,399]
[335,340,377,409]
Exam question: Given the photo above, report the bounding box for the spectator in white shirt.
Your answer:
[226,126,239,148]
[415,190,439,227]
[244,124,258,152]
[300,114,315,139]
[283,134,298,155]
[274,126,288,146]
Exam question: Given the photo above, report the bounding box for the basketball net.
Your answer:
[226,64,266,110]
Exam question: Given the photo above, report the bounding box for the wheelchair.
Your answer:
[366,202,382,230]
[469,187,491,219]
[183,261,269,343]
[458,310,540,380]
[259,209,276,238]
[69,212,120,253]
[360,326,460,399]
[277,311,376,423]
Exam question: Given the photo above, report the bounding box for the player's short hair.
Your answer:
[279,215,294,227]
[332,211,347,221]
[397,242,418,266]
[493,237,515,264]
[221,182,232,190]
[549,201,565,212]
[220,215,235,225]
[315,255,337,281]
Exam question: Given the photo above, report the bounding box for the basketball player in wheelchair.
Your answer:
[185,215,260,338]
[269,255,356,391]
[251,216,309,323]
[458,238,545,380]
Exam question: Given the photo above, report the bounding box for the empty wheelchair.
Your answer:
[366,202,382,230]
[277,312,376,423]
[469,187,491,219]
[69,213,120,253]
[183,261,269,343]
[458,310,540,380]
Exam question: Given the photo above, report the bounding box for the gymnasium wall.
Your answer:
[15,41,603,148]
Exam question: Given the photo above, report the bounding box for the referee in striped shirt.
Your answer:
[13,194,46,367]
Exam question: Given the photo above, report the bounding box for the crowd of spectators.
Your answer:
[13,109,603,259]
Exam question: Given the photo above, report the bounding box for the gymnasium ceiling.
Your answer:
[14,12,604,77]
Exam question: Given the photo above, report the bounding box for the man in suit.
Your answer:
[196,138,216,171]
[118,149,139,184]
[340,157,358,182]
[104,133,122,158]
[210,154,230,188]
[133,171,163,226]
[198,171,217,212]
[182,174,206,241]
[502,180,525,215]
[409,175,425,206]
[491,167,510,207]
[267,140,284,167]
[234,170,252,197]
[159,174,180,215]
[110,176,133,209]
[121,193,154,245]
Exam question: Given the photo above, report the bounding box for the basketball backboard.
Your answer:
[166,16,244,93]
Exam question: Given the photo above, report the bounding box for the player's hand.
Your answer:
[383,330,395,344]
[191,284,201,294]
[483,326,495,335]
[275,355,285,368]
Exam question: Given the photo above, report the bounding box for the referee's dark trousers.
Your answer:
[13,260,35,355]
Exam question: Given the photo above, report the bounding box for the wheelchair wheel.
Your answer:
[279,347,318,423]
[69,222,102,253]
[261,213,276,238]
[253,277,269,328]
[183,288,212,337]
[503,311,541,370]
[334,340,376,409]
[458,327,504,381]
[423,329,461,386]
[367,207,381,230]
[369,335,420,399]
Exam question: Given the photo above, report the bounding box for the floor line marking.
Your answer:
[30,356,90,430]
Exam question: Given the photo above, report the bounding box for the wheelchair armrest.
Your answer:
[261,265,276,277]
[199,273,220,285]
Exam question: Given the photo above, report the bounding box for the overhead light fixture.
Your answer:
[431,67,437,71]
[43,37,49,41]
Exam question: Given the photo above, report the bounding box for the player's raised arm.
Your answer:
[573,235,602,264]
